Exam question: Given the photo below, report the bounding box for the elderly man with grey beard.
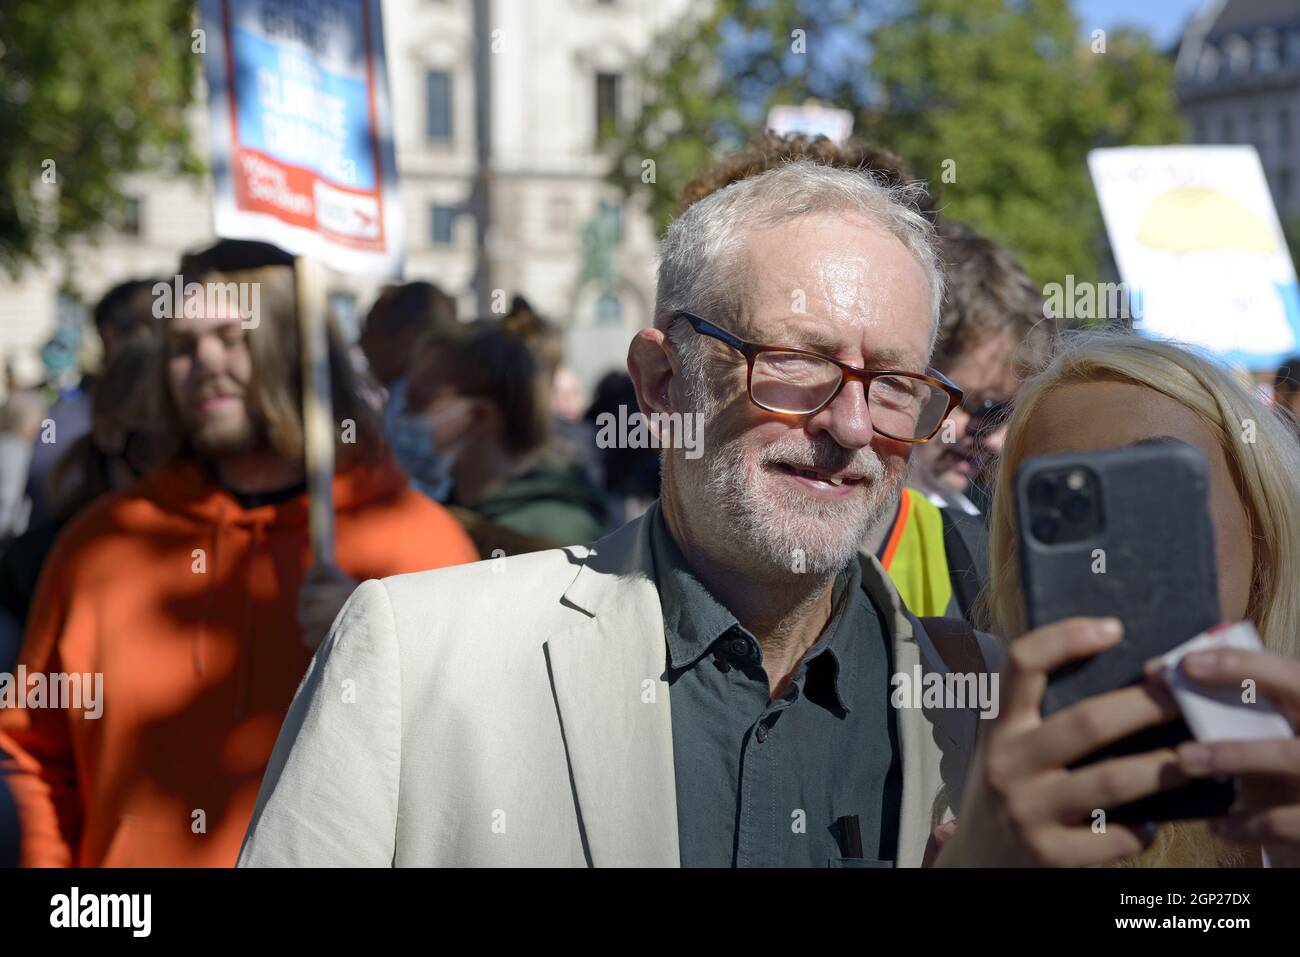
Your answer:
[239,161,1190,868]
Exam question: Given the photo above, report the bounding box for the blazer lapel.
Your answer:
[545,515,680,867]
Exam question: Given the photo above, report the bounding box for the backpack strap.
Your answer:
[938,506,989,628]
[918,615,987,676]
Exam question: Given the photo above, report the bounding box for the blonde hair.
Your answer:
[985,330,1300,867]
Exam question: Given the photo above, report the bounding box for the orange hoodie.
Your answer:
[0,458,478,867]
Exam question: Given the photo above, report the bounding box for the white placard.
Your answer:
[1089,145,1300,369]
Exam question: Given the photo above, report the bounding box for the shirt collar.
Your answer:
[648,499,862,714]
[648,501,745,670]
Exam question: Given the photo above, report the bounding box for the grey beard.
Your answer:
[676,414,901,580]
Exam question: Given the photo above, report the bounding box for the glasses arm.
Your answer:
[675,311,747,353]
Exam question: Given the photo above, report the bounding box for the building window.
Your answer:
[121,196,142,237]
[1222,114,1237,142]
[596,292,621,325]
[1288,30,1300,66]
[1281,167,1293,204]
[1281,109,1293,149]
[1198,45,1220,81]
[1225,35,1252,75]
[431,204,459,244]
[426,70,453,141]
[1257,29,1280,72]
[595,72,621,144]
[1249,109,1262,146]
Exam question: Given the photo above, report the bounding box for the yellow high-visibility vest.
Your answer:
[879,487,953,619]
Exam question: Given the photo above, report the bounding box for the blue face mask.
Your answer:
[384,378,464,503]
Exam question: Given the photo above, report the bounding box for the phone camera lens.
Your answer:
[1031,516,1059,543]
[1030,477,1058,505]
[1062,490,1091,523]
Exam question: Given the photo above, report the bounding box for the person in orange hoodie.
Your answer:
[0,240,478,867]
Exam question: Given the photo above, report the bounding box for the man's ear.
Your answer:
[627,327,676,417]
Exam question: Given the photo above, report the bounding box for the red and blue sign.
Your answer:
[201,0,403,276]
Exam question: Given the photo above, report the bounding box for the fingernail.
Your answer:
[1097,618,1122,640]
[1180,743,1212,771]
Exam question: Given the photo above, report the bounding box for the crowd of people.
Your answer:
[1,131,1300,868]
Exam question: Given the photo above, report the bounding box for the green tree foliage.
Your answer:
[612,0,1185,288]
[611,0,869,230]
[0,0,201,278]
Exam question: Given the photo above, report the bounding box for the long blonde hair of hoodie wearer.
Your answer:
[983,330,1300,868]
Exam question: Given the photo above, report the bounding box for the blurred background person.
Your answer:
[357,279,457,394]
[0,335,170,672]
[502,294,604,493]
[984,330,1300,868]
[906,221,1053,515]
[584,371,661,526]
[0,239,477,867]
[865,221,1054,621]
[394,317,608,553]
[0,390,45,545]
[23,279,162,529]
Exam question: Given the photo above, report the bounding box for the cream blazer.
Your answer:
[239,511,988,867]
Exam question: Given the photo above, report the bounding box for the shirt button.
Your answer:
[728,638,750,658]
[755,723,769,743]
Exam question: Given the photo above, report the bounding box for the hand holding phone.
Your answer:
[1015,440,1236,823]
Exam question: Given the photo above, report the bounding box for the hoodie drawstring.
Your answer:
[192,509,227,678]
[235,524,263,721]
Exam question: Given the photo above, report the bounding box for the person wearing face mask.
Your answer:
[392,319,608,552]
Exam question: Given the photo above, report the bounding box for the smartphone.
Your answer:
[1015,439,1236,824]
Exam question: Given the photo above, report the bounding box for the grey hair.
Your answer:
[655,159,945,362]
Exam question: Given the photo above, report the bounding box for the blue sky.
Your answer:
[1074,0,1209,49]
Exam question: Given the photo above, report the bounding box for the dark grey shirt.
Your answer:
[649,503,901,868]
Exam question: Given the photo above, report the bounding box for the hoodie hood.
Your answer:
[136,456,410,529]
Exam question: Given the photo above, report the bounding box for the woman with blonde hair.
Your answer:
[981,329,1300,867]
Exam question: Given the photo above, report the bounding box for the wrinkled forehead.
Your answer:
[730,210,936,366]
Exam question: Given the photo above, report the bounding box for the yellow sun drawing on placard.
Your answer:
[1136,186,1277,254]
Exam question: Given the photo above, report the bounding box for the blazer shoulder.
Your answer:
[371,544,594,657]
[379,543,590,604]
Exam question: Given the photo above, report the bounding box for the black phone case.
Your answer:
[1015,441,1235,824]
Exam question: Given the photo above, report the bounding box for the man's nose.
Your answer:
[806,379,874,450]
